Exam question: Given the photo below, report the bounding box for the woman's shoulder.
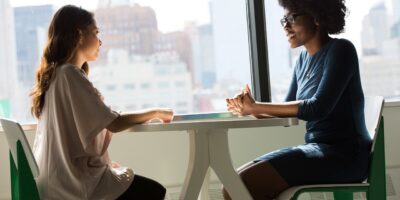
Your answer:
[57,63,86,80]
[330,38,356,51]
[58,63,83,74]
[324,38,358,60]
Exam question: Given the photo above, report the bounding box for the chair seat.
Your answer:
[276,183,369,200]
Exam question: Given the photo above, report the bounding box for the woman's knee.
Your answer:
[237,161,289,199]
[146,178,166,199]
[122,175,166,199]
[154,182,166,199]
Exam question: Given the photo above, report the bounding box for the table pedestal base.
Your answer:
[180,129,253,200]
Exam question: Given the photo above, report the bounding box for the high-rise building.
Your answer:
[360,1,400,98]
[90,50,193,114]
[94,3,195,84]
[155,30,192,73]
[0,0,18,118]
[361,37,400,97]
[184,22,216,88]
[393,0,400,23]
[392,21,400,38]
[14,5,54,86]
[94,4,159,63]
[361,3,390,55]
[391,0,400,38]
[196,24,216,88]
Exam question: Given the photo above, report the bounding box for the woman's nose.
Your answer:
[284,24,291,32]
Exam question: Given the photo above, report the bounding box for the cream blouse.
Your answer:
[33,63,133,199]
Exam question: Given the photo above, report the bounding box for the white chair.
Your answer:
[1,118,40,200]
[277,96,386,200]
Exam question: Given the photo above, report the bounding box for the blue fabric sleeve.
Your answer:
[285,69,298,102]
[298,39,358,121]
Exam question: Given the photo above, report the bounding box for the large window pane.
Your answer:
[0,0,251,123]
[266,0,400,102]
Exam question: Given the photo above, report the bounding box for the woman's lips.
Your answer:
[287,33,295,41]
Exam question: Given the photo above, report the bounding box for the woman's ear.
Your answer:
[78,30,84,45]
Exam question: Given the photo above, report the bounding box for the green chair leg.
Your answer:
[10,152,20,200]
[16,141,40,200]
[333,191,353,200]
[367,117,386,200]
[9,141,41,200]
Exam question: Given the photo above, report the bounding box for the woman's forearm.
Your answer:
[106,110,158,132]
[250,101,301,118]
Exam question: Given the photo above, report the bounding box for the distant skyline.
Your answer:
[10,0,396,56]
[10,0,211,32]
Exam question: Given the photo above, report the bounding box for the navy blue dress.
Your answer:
[256,38,372,186]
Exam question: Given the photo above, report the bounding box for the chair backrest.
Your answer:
[364,96,385,152]
[0,118,39,178]
[362,96,386,199]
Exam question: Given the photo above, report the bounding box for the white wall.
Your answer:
[1,103,399,199]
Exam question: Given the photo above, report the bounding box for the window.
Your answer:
[0,0,252,123]
[123,84,135,90]
[265,0,400,102]
[106,85,117,91]
[158,82,170,89]
[125,104,137,110]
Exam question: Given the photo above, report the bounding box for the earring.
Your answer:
[314,18,319,26]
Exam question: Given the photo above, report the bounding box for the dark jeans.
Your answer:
[117,174,166,200]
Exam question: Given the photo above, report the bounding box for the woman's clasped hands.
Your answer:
[226,84,255,116]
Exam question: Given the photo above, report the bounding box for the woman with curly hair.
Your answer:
[30,5,173,199]
[224,0,371,199]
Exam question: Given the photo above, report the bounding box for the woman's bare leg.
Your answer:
[222,161,289,200]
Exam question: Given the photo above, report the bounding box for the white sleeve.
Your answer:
[61,67,119,151]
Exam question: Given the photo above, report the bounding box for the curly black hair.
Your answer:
[278,0,348,34]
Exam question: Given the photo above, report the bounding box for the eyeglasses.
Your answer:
[280,13,307,27]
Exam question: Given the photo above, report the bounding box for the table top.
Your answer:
[126,112,299,132]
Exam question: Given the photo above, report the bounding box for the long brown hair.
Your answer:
[30,5,95,118]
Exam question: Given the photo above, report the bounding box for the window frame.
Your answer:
[246,0,271,102]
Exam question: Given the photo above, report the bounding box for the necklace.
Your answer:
[304,38,333,79]
[305,56,317,79]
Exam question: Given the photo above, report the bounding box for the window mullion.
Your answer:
[246,0,271,102]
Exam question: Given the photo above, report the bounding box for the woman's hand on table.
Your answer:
[226,84,256,116]
[155,108,174,123]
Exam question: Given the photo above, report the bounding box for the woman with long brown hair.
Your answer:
[31,5,173,199]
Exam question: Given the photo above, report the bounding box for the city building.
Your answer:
[361,2,400,99]
[155,30,193,79]
[13,5,54,86]
[361,2,390,55]
[90,50,193,114]
[94,4,159,64]
[184,22,216,89]
[392,21,400,38]
[393,0,400,23]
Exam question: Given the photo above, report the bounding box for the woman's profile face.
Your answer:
[79,22,102,62]
[282,9,317,48]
